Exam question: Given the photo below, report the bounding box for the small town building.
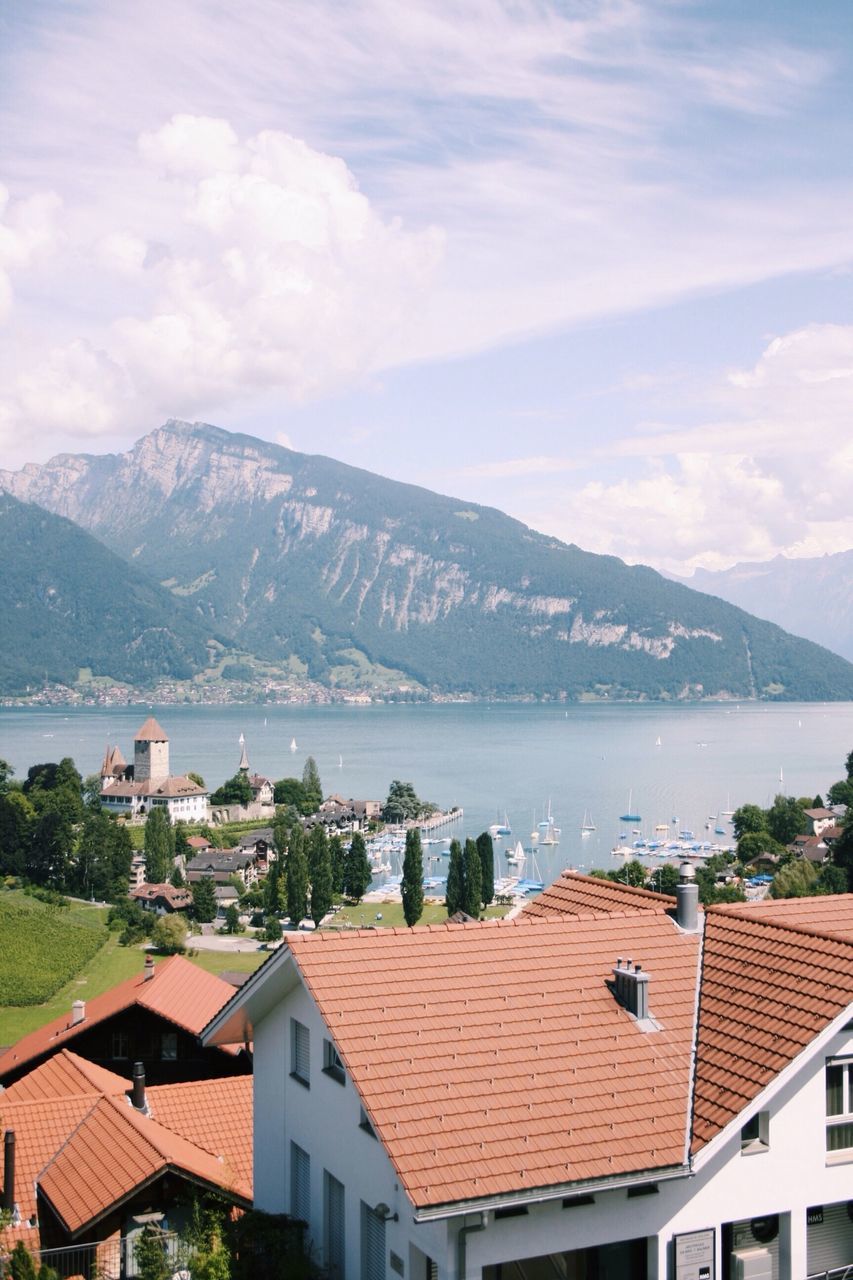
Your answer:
[131,883,193,914]
[0,954,251,1089]
[186,848,259,887]
[99,717,208,823]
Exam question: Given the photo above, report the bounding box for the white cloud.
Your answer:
[0,185,62,321]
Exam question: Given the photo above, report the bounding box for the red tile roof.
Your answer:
[0,1057,252,1247]
[135,716,168,741]
[691,903,853,1153]
[521,869,675,919]
[287,916,699,1209]
[714,894,853,941]
[0,956,239,1081]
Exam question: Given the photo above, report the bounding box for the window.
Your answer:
[359,1106,377,1139]
[741,1111,770,1153]
[291,1018,310,1087]
[324,1170,345,1279]
[826,1060,853,1154]
[291,1142,310,1224]
[161,1032,177,1061]
[323,1039,345,1084]
[360,1202,386,1280]
[111,1030,129,1060]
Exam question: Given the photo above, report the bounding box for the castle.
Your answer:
[99,716,209,823]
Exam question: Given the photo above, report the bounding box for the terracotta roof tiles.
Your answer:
[286,915,699,1208]
[135,716,168,741]
[521,870,675,920]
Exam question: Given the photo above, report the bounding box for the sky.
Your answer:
[1,0,852,575]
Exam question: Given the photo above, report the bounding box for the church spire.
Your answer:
[238,732,250,774]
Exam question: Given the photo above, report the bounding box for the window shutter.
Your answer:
[324,1171,345,1279]
[291,1142,310,1225]
[360,1201,386,1280]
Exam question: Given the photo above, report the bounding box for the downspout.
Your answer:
[683,917,706,1168]
[457,1212,486,1279]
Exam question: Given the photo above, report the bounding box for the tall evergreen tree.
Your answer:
[343,831,372,902]
[308,827,333,927]
[329,833,345,895]
[0,789,34,877]
[263,852,286,916]
[462,838,483,917]
[28,804,73,889]
[445,839,464,916]
[476,831,495,906]
[191,874,217,923]
[302,756,323,812]
[286,825,309,925]
[401,828,425,926]
[144,807,175,883]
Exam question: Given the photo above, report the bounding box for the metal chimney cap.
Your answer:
[679,862,696,881]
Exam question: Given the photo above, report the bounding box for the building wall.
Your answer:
[135,737,169,782]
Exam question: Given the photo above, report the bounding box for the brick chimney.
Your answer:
[144,954,155,981]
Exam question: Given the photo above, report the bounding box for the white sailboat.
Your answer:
[581,810,595,835]
[290,737,297,752]
[506,841,525,866]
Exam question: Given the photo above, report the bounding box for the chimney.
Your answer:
[675,862,699,932]
[144,955,155,981]
[130,1062,147,1112]
[612,958,650,1020]
[3,1130,15,1216]
[71,999,86,1026]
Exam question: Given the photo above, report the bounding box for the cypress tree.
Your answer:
[286,825,309,926]
[462,838,482,917]
[191,875,217,923]
[343,831,372,902]
[302,756,323,812]
[144,807,174,883]
[401,827,424,926]
[329,833,345,894]
[445,839,464,916]
[308,825,333,926]
[476,831,495,906]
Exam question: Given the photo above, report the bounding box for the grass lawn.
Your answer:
[187,949,267,976]
[322,899,510,930]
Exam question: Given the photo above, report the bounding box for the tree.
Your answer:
[832,814,853,890]
[262,915,283,942]
[263,854,286,917]
[170,864,185,888]
[28,804,73,889]
[648,863,681,895]
[737,831,785,865]
[144,807,175,883]
[302,757,323,812]
[223,903,243,934]
[401,828,425,926]
[766,794,807,845]
[0,788,34,876]
[382,780,435,823]
[151,913,188,953]
[173,821,191,860]
[343,831,372,903]
[816,863,848,895]
[732,804,767,841]
[769,859,818,899]
[462,838,483,917]
[445,839,464,916]
[476,831,495,907]
[827,779,853,808]
[274,778,310,812]
[609,859,646,888]
[8,1242,38,1280]
[210,773,252,806]
[0,757,13,793]
[308,826,333,926]
[192,876,218,923]
[286,827,309,925]
[329,833,345,895]
[134,1225,171,1280]
[187,771,206,789]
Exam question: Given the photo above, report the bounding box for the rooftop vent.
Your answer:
[71,1000,86,1026]
[144,955,155,981]
[675,862,700,932]
[3,1129,16,1218]
[612,958,650,1021]
[130,1061,147,1113]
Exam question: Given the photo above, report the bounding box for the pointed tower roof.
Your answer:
[238,733,250,773]
[100,745,127,777]
[135,716,168,742]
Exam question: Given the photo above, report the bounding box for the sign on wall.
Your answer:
[674,1228,715,1280]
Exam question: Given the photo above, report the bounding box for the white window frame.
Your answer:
[323,1038,345,1084]
[826,1057,853,1158]
[740,1110,770,1154]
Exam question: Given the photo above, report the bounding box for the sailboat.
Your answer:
[338,754,343,768]
[619,790,641,823]
[581,810,596,835]
[506,841,525,866]
[290,738,297,753]
[538,799,560,837]
[655,736,661,747]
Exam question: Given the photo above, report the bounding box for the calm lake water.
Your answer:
[2,701,852,884]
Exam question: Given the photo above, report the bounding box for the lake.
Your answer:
[2,701,851,884]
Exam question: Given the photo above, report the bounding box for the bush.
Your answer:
[150,913,188,954]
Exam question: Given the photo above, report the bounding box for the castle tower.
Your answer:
[134,716,170,783]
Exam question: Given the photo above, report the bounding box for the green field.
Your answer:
[322,900,508,929]
[0,894,109,1007]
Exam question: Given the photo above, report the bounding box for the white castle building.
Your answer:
[100,716,208,823]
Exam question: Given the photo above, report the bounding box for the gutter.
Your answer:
[414,1163,691,1224]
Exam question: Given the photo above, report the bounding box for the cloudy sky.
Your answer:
[2,0,852,574]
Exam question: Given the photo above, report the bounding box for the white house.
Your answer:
[203,869,853,1280]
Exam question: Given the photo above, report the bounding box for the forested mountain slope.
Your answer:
[3,421,852,700]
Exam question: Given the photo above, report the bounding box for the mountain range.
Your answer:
[672,553,853,664]
[3,419,853,701]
